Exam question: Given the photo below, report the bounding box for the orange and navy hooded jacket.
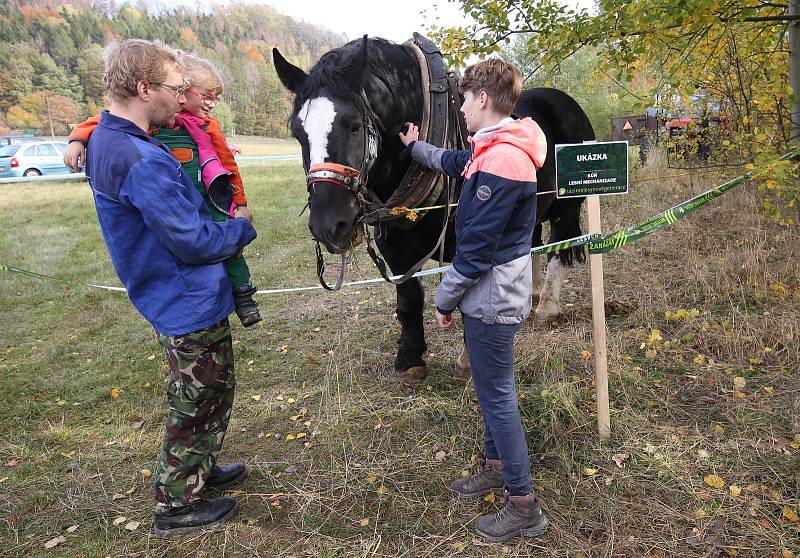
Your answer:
[409,117,547,324]
[68,115,249,208]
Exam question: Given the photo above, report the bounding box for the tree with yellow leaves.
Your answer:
[433,0,800,219]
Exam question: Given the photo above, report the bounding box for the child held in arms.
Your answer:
[398,58,548,543]
[65,54,262,327]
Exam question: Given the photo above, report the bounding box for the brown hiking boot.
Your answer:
[449,457,504,499]
[474,492,549,543]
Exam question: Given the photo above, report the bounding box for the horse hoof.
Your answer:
[534,302,560,323]
[396,366,427,383]
[452,346,471,381]
[452,364,471,382]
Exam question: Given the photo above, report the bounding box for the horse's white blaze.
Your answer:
[299,96,336,164]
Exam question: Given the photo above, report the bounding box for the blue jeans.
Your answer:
[463,315,531,496]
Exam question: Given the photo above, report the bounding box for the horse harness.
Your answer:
[308,33,469,290]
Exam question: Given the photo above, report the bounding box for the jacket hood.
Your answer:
[470,117,547,168]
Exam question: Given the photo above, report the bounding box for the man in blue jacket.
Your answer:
[400,59,549,543]
[86,39,257,538]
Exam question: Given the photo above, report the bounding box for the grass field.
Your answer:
[229,137,300,157]
[0,152,798,557]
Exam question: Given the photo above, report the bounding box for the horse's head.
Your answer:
[274,37,380,254]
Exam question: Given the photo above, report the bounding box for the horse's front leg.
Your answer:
[392,277,428,382]
[378,240,428,382]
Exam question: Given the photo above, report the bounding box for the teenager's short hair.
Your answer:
[459,58,522,115]
[181,54,224,95]
[102,39,181,102]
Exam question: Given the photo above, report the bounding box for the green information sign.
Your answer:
[555,141,629,198]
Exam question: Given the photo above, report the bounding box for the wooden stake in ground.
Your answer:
[586,194,610,439]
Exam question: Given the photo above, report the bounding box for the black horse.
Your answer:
[273,37,594,381]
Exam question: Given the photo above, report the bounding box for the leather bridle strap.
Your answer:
[307,163,361,193]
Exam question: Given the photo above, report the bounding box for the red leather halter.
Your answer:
[306,162,362,193]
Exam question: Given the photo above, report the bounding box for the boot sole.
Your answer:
[239,314,262,328]
[153,500,239,539]
[205,467,248,491]
[449,486,504,499]
[475,514,549,543]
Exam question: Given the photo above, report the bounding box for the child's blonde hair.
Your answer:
[180,54,224,95]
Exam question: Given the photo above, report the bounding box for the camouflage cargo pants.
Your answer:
[153,318,236,513]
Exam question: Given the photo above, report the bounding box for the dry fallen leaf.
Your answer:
[612,453,629,468]
[704,474,726,489]
[483,492,496,502]
[285,434,296,441]
[698,449,711,459]
[365,474,377,484]
[729,485,742,497]
[579,350,592,361]
[112,516,127,526]
[376,484,388,495]
[124,521,140,531]
[65,525,79,534]
[434,450,447,462]
[358,518,369,527]
[783,505,799,522]
[43,535,66,549]
[251,394,262,402]
[110,387,122,399]
[583,467,598,476]
[733,376,747,388]
[140,469,152,478]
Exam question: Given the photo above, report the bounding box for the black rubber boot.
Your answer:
[154,497,239,538]
[233,284,262,327]
[205,463,247,490]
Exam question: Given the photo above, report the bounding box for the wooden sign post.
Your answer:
[555,140,629,440]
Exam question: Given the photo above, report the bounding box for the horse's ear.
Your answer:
[273,48,307,93]
[346,35,370,86]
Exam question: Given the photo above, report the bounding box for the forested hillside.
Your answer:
[0,0,345,136]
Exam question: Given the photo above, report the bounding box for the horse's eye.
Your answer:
[351,124,362,134]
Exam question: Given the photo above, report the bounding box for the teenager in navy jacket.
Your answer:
[400,59,549,543]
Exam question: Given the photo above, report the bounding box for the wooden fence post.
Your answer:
[587,194,610,440]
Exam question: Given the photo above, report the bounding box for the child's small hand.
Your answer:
[234,206,253,222]
[398,122,420,147]
[64,141,86,172]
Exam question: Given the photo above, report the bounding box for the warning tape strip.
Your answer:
[588,150,799,253]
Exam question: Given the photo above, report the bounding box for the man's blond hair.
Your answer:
[102,39,181,102]
[459,58,522,115]
[181,54,224,95]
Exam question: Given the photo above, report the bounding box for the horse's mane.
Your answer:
[291,37,400,118]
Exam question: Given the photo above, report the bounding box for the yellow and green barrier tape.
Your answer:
[589,150,799,254]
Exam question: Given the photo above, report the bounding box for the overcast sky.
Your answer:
[152,0,595,44]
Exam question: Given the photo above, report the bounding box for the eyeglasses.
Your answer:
[188,89,221,105]
[151,82,187,97]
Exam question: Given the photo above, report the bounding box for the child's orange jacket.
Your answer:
[68,115,248,208]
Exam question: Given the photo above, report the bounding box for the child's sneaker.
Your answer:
[233,284,262,327]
